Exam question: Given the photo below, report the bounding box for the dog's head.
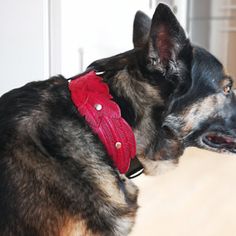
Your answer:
[130,5,236,175]
[133,5,236,167]
[163,47,236,155]
[89,4,236,174]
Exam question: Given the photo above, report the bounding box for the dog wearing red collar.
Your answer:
[1,4,236,236]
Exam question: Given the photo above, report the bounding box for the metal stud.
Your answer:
[115,142,122,149]
[94,104,102,111]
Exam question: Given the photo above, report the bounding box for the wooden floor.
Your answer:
[130,148,236,236]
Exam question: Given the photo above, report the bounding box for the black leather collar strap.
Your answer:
[126,158,144,179]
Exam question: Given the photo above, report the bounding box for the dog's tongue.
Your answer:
[207,134,236,148]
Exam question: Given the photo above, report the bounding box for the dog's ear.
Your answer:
[147,3,188,72]
[133,11,151,48]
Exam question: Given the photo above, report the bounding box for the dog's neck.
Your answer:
[102,68,184,175]
[102,70,162,153]
[87,48,186,175]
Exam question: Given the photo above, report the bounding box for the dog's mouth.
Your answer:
[201,132,236,153]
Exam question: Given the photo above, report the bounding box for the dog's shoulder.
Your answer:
[0,75,68,120]
[0,76,138,236]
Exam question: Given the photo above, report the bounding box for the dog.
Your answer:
[0,3,235,236]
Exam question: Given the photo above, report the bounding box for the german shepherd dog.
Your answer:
[0,3,235,236]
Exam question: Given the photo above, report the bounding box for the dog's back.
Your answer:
[0,77,138,235]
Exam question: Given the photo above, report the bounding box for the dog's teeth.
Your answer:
[225,137,234,144]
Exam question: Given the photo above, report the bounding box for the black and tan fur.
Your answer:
[128,8,236,175]
[0,4,236,236]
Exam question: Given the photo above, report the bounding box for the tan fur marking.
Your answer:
[182,94,225,135]
[138,154,177,175]
[98,172,126,204]
[60,217,95,236]
[163,93,227,137]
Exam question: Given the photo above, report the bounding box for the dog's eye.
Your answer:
[223,85,232,95]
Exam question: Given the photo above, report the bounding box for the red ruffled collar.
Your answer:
[69,71,136,174]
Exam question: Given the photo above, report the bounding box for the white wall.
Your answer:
[0,0,187,94]
[174,0,187,30]
[60,0,153,78]
[0,0,48,95]
[60,0,187,78]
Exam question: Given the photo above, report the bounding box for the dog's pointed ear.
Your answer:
[133,11,151,48]
[147,3,188,72]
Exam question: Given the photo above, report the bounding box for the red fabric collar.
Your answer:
[69,71,136,174]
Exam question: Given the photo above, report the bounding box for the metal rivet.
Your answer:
[115,142,122,149]
[94,104,102,111]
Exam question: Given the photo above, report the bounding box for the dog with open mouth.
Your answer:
[127,7,236,175]
[0,3,235,236]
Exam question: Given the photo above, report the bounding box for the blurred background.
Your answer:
[1,0,236,94]
[1,1,236,235]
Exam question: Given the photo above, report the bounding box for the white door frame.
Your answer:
[43,0,61,77]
